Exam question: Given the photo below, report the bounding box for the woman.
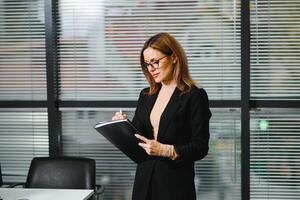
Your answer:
[112,32,211,200]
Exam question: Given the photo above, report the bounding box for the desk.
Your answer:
[0,188,94,200]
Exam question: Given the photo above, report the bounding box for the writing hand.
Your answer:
[112,109,127,120]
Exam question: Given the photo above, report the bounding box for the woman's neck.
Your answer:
[161,79,176,87]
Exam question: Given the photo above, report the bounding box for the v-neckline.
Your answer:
[149,84,178,140]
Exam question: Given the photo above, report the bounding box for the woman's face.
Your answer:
[143,47,174,84]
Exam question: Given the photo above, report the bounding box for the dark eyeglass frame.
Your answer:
[142,55,168,70]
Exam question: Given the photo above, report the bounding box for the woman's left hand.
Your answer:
[135,134,162,156]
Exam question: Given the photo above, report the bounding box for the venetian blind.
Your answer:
[0,0,47,100]
[250,0,300,100]
[61,108,241,200]
[0,110,49,184]
[250,109,300,199]
[57,0,241,100]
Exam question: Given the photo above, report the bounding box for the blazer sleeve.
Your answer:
[174,88,211,162]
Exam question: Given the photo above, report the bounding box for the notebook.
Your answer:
[94,119,149,163]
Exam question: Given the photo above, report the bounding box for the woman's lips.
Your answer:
[152,73,159,78]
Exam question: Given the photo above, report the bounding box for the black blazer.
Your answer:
[131,85,211,200]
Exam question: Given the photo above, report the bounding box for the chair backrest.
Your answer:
[0,163,3,187]
[25,157,95,189]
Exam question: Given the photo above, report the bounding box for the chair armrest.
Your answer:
[7,182,25,188]
[95,184,105,194]
[93,184,105,200]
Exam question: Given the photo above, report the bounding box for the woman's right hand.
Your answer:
[112,111,127,121]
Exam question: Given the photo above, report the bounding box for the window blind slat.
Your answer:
[0,0,47,100]
[0,111,49,183]
[250,109,300,200]
[58,0,241,100]
[250,0,300,100]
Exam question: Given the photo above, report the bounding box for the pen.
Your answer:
[119,109,122,115]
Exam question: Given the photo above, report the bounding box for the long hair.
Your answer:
[140,32,195,95]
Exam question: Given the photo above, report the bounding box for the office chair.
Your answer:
[10,157,104,200]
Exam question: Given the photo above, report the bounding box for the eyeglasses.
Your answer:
[142,55,168,70]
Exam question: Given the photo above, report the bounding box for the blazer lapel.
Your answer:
[157,87,181,141]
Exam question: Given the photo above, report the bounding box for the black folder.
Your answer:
[94,119,149,163]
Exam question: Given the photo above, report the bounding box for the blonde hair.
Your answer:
[140,32,195,95]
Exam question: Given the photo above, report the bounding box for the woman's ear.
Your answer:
[172,54,178,64]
